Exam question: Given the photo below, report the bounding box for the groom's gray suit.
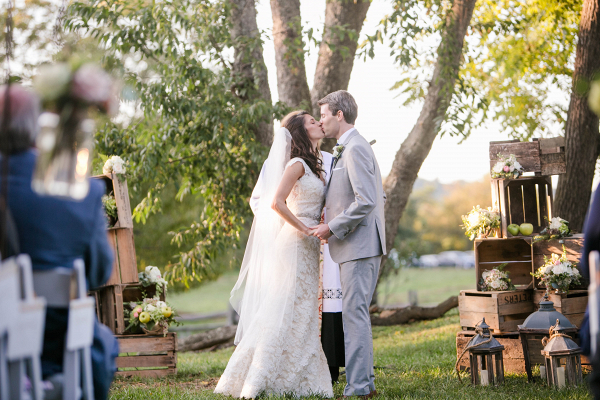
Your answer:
[326,128,386,397]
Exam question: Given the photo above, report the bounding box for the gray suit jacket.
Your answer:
[326,129,386,264]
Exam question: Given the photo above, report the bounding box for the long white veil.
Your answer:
[230,127,298,345]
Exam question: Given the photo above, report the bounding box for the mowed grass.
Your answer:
[378,267,474,307]
[169,267,474,316]
[108,311,592,399]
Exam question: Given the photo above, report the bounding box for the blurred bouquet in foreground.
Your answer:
[480,264,515,291]
[491,153,524,179]
[125,298,178,336]
[461,206,501,240]
[531,246,581,294]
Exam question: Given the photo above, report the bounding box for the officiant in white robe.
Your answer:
[250,149,345,384]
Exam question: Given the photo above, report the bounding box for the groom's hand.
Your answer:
[313,223,332,241]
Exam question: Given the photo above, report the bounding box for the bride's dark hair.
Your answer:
[281,110,324,177]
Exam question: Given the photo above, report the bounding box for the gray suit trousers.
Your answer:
[340,255,381,396]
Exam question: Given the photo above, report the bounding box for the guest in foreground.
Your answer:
[0,84,118,400]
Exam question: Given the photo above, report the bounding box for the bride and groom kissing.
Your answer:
[214,90,386,399]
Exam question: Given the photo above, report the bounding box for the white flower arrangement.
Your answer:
[332,144,345,159]
[491,153,524,179]
[480,264,515,291]
[461,205,501,241]
[531,246,581,293]
[138,266,168,297]
[125,297,177,336]
[103,155,127,176]
[533,216,571,242]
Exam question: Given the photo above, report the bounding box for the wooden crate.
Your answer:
[456,330,590,374]
[489,137,566,176]
[475,237,534,290]
[116,332,177,378]
[532,235,587,290]
[532,290,588,328]
[491,177,553,238]
[93,283,166,335]
[459,290,534,333]
[92,174,138,286]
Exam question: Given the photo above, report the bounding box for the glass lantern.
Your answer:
[467,318,505,386]
[541,319,583,388]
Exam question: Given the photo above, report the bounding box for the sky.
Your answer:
[253,0,590,187]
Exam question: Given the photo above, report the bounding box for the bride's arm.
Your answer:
[272,162,314,236]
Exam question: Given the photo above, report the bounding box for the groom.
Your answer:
[313,90,386,398]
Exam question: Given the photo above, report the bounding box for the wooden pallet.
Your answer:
[474,237,534,290]
[489,138,566,176]
[532,290,588,328]
[459,290,534,333]
[116,332,177,378]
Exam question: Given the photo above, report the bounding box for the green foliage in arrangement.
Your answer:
[360,0,581,140]
[64,0,281,286]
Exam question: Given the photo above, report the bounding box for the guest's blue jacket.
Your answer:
[1,149,118,399]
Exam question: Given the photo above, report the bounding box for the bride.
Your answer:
[214,111,333,398]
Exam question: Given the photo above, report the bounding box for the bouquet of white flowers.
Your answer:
[103,155,127,176]
[534,216,571,242]
[461,205,501,240]
[125,298,178,336]
[480,264,515,291]
[531,246,581,293]
[138,266,168,297]
[491,153,524,179]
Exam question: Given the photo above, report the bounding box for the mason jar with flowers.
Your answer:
[491,153,524,179]
[480,263,516,291]
[461,206,501,240]
[531,246,582,294]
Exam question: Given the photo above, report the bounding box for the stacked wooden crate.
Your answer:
[457,138,588,373]
[91,174,177,377]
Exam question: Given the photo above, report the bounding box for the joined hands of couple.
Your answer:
[305,211,333,242]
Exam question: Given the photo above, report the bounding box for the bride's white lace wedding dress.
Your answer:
[214,158,333,398]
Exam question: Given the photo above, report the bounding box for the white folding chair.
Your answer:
[0,255,21,400]
[32,259,95,400]
[4,254,46,400]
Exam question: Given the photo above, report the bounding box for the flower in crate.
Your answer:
[139,266,168,297]
[101,193,118,227]
[461,205,501,240]
[531,245,581,294]
[533,216,571,242]
[103,155,127,176]
[125,298,179,336]
[491,153,524,179]
[480,263,516,291]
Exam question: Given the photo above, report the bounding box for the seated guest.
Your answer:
[0,84,118,400]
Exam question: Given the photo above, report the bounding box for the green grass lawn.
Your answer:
[109,311,592,399]
[168,267,474,317]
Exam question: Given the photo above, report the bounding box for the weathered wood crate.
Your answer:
[459,290,534,333]
[456,330,590,374]
[532,234,587,290]
[116,332,177,378]
[93,283,166,335]
[92,174,138,286]
[491,177,553,238]
[532,290,588,328]
[475,237,534,290]
[489,137,566,176]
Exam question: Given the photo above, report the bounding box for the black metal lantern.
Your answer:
[541,319,583,388]
[465,318,505,386]
[518,293,577,382]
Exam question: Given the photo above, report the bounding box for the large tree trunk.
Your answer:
[270,0,311,109]
[310,0,371,117]
[229,0,274,146]
[378,0,478,286]
[554,0,600,232]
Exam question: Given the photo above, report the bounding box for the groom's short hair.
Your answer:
[317,90,357,125]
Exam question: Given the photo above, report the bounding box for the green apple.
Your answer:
[507,224,520,236]
[161,306,173,318]
[139,312,151,324]
[519,223,534,236]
